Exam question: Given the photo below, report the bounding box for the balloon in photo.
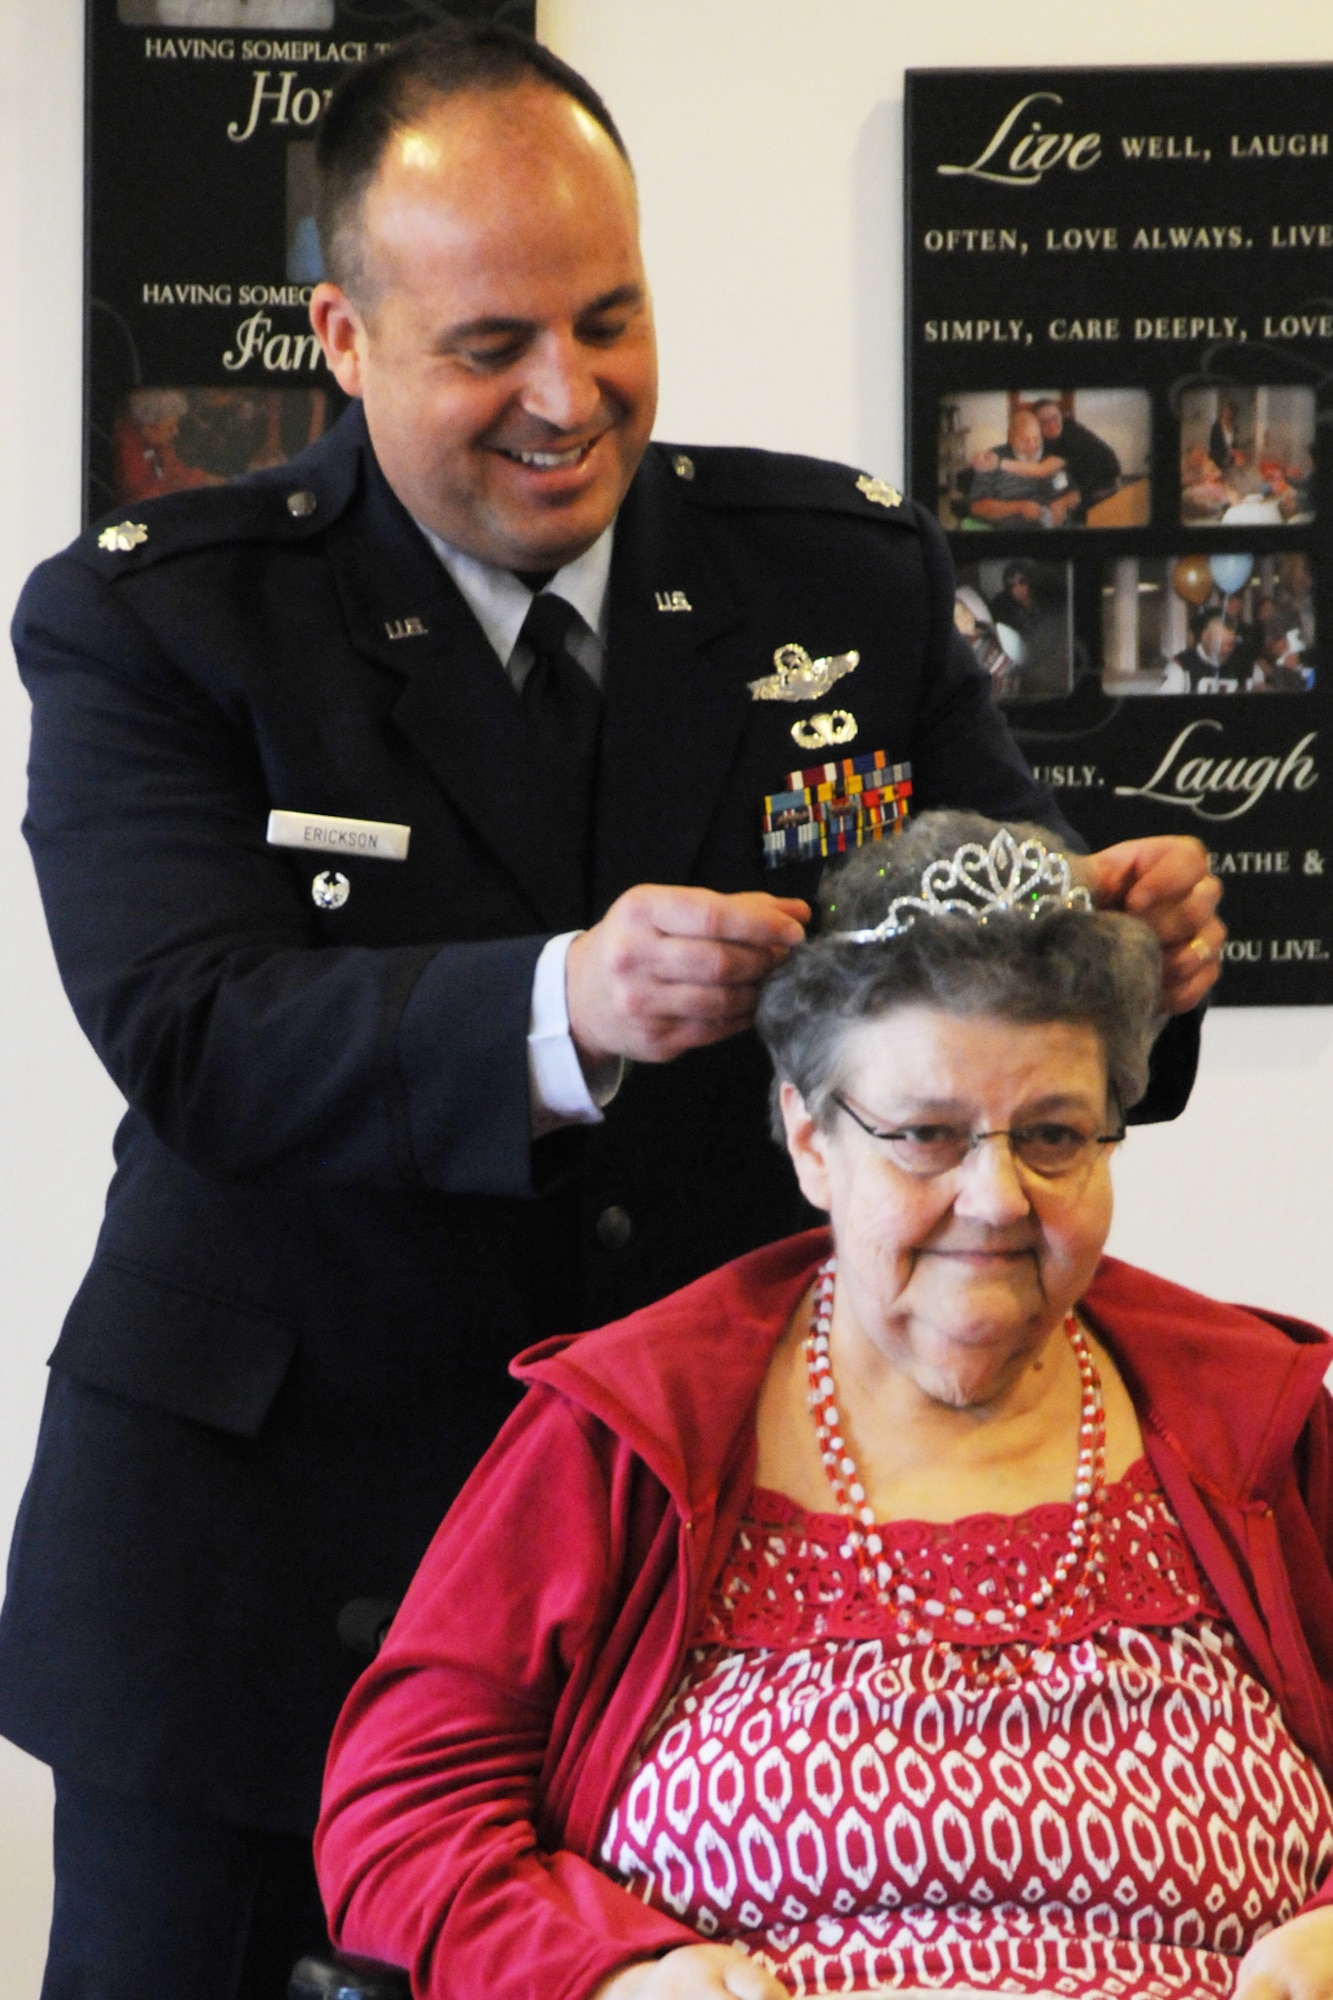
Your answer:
[1209,553,1254,594]
[1171,555,1213,605]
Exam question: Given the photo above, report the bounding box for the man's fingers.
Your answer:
[1084,834,1211,913]
[605,976,777,1061]
[567,884,811,1068]
[1137,871,1224,948]
[1120,840,1213,912]
[628,885,809,949]
[1164,916,1228,976]
[626,933,794,990]
[1160,915,1227,1011]
[623,979,763,1030]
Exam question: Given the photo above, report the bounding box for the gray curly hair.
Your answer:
[755,811,1164,1131]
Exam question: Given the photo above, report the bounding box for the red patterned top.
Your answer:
[599,1462,1333,1997]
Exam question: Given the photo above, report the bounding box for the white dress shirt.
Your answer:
[416,519,622,1135]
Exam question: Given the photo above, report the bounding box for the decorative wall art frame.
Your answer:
[907,65,1333,1004]
[85,0,533,524]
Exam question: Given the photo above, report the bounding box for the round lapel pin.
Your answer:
[311,870,350,910]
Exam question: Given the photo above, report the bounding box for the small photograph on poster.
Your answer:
[1101,551,1315,696]
[288,142,323,285]
[938,389,1152,531]
[118,1,334,23]
[112,388,330,504]
[1179,384,1316,527]
[953,558,1074,703]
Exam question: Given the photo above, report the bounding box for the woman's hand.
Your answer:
[1234,1906,1333,1997]
[592,1943,787,2000]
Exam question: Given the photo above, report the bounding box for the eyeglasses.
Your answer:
[830,1093,1125,1181]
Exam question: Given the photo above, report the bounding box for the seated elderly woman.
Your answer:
[317,812,1333,2000]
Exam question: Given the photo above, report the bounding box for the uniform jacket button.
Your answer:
[595,1205,633,1251]
[286,489,318,518]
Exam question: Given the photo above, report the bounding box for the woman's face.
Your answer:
[781,1006,1116,1409]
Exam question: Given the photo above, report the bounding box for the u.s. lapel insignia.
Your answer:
[311,870,350,910]
[748,643,860,703]
[791,709,857,752]
[385,616,429,640]
[855,474,903,509]
[97,520,149,553]
[654,590,693,612]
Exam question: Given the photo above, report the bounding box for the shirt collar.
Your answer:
[414,518,616,668]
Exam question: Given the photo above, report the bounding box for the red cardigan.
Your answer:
[316,1231,1333,2000]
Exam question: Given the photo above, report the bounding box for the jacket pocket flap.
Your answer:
[50,1257,298,1438]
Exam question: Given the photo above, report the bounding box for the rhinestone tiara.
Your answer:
[841,827,1093,943]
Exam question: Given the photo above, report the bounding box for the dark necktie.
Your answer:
[518,592,602,922]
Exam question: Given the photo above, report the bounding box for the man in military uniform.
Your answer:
[4,26,1222,1999]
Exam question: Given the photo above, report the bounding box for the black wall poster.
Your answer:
[85,0,533,527]
[906,66,1333,1004]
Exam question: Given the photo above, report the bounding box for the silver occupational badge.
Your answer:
[311,870,350,910]
[855,474,903,509]
[748,643,860,703]
[97,521,149,553]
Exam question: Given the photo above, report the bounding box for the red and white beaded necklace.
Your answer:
[803,1254,1107,1654]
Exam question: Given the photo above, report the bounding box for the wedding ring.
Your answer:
[1189,936,1214,966]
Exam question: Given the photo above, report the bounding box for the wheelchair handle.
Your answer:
[289,1951,412,1999]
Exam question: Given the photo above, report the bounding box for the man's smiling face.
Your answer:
[312,82,658,573]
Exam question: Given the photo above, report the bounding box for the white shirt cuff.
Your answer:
[528,932,624,1137]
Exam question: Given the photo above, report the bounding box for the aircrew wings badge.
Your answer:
[748,642,860,703]
[761,751,912,870]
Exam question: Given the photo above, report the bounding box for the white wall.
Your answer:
[3,0,1332,1986]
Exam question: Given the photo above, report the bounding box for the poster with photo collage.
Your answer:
[906,65,1333,1005]
[85,0,533,526]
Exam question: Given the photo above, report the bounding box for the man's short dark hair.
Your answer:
[314,23,630,302]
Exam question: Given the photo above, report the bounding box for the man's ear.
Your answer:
[310,283,368,398]
[779,1082,832,1215]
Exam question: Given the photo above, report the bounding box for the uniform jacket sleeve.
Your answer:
[14,533,544,1198]
[315,1386,700,2000]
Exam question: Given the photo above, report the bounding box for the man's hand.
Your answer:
[593,1943,788,2000]
[1081,835,1225,1013]
[566,885,809,1068]
[1233,1905,1333,1997]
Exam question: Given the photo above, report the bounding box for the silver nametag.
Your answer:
[266,810,411,862]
